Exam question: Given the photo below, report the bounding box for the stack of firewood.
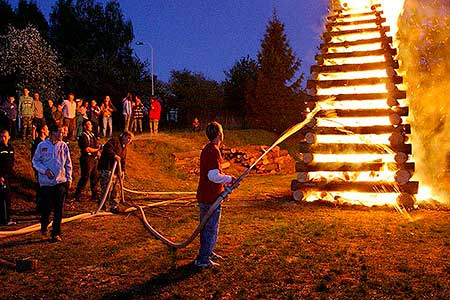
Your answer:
[172,145,295,175]
[221,145,295,174]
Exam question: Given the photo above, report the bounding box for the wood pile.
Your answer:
[172,145,295,176]
[221,145,295,175]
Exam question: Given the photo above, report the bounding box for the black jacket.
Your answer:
[0,143,14,179]
[97,137,127,172]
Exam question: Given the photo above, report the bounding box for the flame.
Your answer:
[300,0,416,207]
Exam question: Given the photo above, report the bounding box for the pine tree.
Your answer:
[249,9,305,132]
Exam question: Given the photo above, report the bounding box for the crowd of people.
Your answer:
[0,89,162,142]
[0,87,165,240]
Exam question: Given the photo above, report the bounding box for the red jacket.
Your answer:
[149,99,161,120]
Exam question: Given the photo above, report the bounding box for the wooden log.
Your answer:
[315,124,411,135]
[311,61,399,73]
[394,152,408,164]
[310,91,406,102]
[307,76,403,89]
[315,48,396,60]
[325,26,390,37]
[389,113,403,126]
[305,132,316,144]
[292,190,305,201]
[395,169,412,185]
[396,193,415,210]
[299,142,412,155]
[291,180,419,194]
[389,132,406,146]
[302,152,314,164]
[317,107,408,118]
[297,172,309,182]
[295,162,415,172]
[320,36,393,49]
[328,17,386,27]
[328,11,378,19]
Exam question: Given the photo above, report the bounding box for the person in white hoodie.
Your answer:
[32,125,72,242]
[122,92,133,132]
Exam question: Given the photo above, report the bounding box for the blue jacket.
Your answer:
[32,139,73,186]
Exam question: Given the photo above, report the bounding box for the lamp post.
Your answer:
[136,41,154,96]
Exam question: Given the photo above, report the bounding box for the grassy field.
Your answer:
[1,130,449,300]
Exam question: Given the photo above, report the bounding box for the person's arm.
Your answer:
[32,143,47,175]
[64,144,73,185]
[207,169,232,184]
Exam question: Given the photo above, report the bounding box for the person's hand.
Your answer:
[0,177,4,185]
[67,181,72,189]
[45,169,54,179]
[114,155,121,162]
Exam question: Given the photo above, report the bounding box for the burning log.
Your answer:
[307,76,403,89]
[291,180,419,194]
[328,10,380,19]
[301,153,314,164]
[311,91,406,101]
[325,26,390,37]
[295,162,415,172]
[327,17,387,27]
[394,152,409,164]
[311,61,399,73]
[317,107,408,118]
[298,142,412,155]
[389,113,403,126]
[315,124,411,135]
[316,48,396,61]
[396,193,415,210]
[394,169,412,185]
[320,36,393,50]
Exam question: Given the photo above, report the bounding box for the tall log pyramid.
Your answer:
[290,3,418,208]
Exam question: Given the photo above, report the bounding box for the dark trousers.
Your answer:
[8,119,17,140]
[63,117,76,140]
[40,183,67,237]
[0,179,11,225]
[75,157,99,200]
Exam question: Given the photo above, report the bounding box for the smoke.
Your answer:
[397,0,450,203]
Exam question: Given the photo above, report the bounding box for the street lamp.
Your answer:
[136,41,154,96]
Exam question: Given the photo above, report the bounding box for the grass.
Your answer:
[1,130,450,299]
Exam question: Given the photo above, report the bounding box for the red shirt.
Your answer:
[196,142,224,204]
[149,99,161,120]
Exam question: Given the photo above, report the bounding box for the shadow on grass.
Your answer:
[101,262,202,300]
[0,237,50,248]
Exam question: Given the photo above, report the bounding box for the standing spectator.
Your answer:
[192,117,201,132]
[43,99,57,127]
[62,93,77,141]
[1,96,18,139]
[148,96,161,135]
[194,122,236,268]
[75,99,87,139]
[52,104,64,127]
[32,92,45,140]
[88,99,101,138]
[97,131,133,213]
[100,96,116,138]
[18,88,34,141]
[122,93,133,131]
[32,125,72,242]
[31,124,49,213]
[75,120,101,202]
[0,129,15,226]
[131,96,144,134]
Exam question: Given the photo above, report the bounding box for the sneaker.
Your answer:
[50,235,62,243]
[41,231,49,240]
[6,220,16,226]
[194,259,220,268]
[210,252,225,261]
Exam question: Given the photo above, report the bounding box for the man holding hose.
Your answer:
[97,131,133,213]
[194,122,236,268]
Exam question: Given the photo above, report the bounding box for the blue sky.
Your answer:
[9,0,330,84]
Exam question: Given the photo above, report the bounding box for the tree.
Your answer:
[169,69,223,125]
[0,25,64,100]
[15,0,49,37]
[249,10,306,132]
[0,0,15,35]
[49,0,144,102]
[223,55,258,124]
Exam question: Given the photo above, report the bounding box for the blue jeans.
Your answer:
[196,202,221,264]
[102,116,113,137]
